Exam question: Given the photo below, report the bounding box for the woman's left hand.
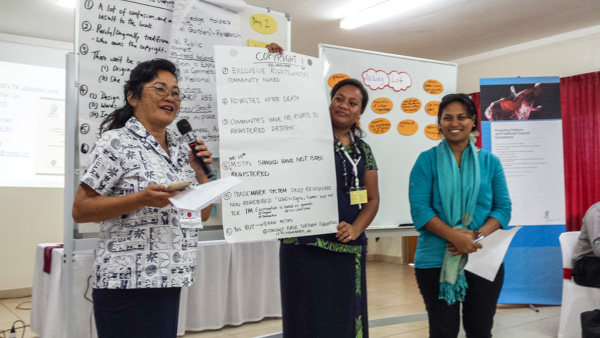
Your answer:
[188,139,213,178]
[336,221,360,243]
[446,229,481,256]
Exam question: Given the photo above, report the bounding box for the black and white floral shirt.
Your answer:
[81,117,199,289]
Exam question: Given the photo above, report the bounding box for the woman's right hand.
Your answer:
[138,184,179,208]
[447,229,482,256]
[266,43,284,54]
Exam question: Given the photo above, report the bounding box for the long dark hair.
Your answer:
[330,78,369,138]
[99,58,179,133]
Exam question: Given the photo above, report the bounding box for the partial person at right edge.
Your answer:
[408,93,512,338]
[572,202,600,287]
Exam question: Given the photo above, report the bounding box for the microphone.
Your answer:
[176,119,216,180]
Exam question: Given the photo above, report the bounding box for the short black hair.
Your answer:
[330,78,369,114]
[437,93,478,131]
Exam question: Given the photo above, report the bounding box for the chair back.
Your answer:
[559,231,581,269]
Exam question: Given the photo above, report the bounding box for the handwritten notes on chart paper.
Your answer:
[169,1,241,155]
[77,0,241,164]
[78,0,173,163]
[215,46,339,242]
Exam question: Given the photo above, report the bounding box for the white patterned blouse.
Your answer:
[81,117,200,289]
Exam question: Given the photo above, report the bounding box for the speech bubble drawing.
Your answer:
[362,69,389,90]
[388,71,412,92]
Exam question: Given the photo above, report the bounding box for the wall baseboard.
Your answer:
[367,254,404,265]
[0,287,32,300]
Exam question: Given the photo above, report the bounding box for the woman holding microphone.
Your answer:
[72,58,214,338]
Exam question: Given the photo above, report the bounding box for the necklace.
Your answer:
[334,132,362,192]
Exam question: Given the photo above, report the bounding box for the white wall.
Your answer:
[0,188,65,294]
[456,26,600,94]
[0,34,72,294]
[367,26,600,263]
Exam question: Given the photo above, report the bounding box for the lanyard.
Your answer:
[335,132,362,190]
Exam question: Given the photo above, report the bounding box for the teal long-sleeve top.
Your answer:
[408,146,512,269]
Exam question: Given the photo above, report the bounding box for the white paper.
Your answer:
[215,46,339,242]
[490,121,566,225]
[464,227,521,281]
[169,176,242,210]
[202,0,247,13]
[77,0,243,164]
[77,0,173,164]
[169,0,242,157]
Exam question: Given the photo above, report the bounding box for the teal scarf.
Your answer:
[436,139,480,305]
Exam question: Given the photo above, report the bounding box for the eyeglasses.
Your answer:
[143,85,186,101]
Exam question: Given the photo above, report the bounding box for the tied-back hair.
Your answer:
[437,93,478,132]
[330,78,369,139]
[99,58,180,133]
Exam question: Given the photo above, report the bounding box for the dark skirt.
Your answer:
[280,242,368,338]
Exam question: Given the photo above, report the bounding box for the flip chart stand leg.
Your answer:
[529,304,540,312]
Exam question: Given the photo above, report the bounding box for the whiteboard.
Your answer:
[75,0,290,165]
[319,44,457,227]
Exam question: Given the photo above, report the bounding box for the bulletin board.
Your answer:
[319,44,458,227]
[75,0,290,164]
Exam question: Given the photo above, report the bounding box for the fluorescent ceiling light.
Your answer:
[55,0,76,8]
[340,0,432,30]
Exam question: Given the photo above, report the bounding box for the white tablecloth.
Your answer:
[30,241,282,338]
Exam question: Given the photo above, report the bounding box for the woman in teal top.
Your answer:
[408,93,511,338]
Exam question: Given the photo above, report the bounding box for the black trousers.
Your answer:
[92,287,181,338]
[573,256,600,288]
[415,265,504,338]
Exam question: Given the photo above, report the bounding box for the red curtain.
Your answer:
[469,92,482,148]
[561,72,600,231]
[469,71,600,231]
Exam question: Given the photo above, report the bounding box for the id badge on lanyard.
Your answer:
[350,186,368,205]
[340,136,368,206]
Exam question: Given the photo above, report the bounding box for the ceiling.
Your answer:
[1,0,599,61]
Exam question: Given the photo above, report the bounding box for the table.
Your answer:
[365,225,419,238]
[30,240,282,338]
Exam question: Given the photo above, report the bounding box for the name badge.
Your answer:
[349,186,368,205]
[179,210,203,229]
